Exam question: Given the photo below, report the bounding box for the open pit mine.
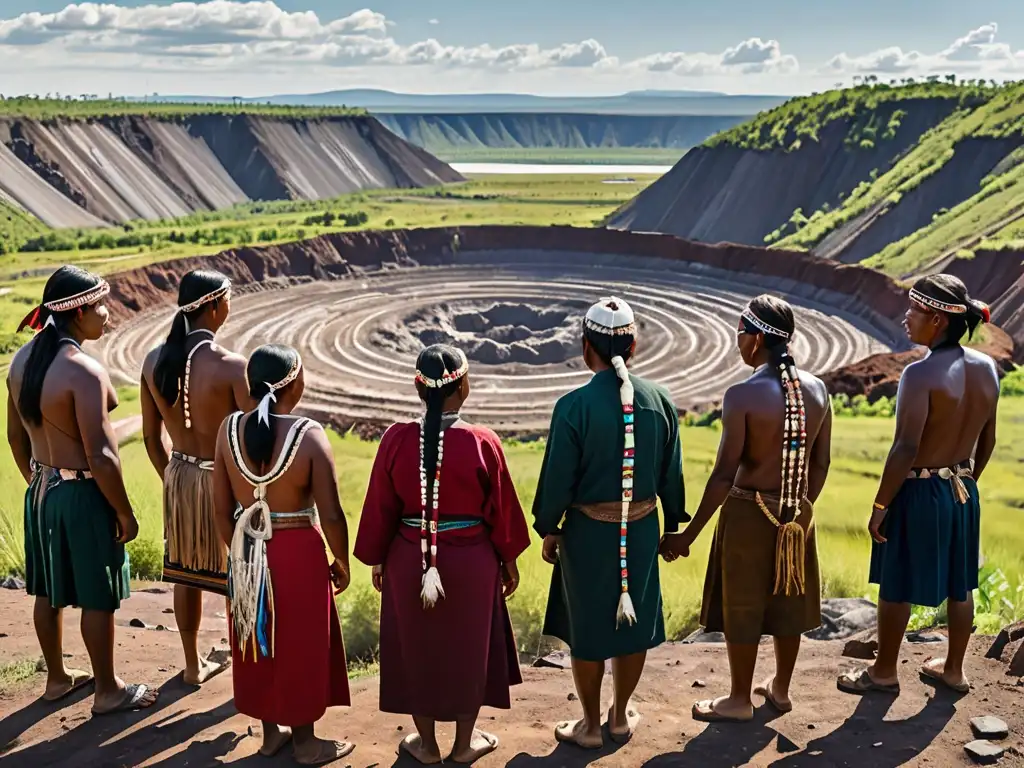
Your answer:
[95,226,927,435]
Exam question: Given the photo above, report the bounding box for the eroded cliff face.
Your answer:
[606,99,959,245]
[945,248,1024,362]
[0,115,463,228]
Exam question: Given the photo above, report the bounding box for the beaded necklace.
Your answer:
[182,329,215,429]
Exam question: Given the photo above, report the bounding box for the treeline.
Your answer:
[0,95,367,120]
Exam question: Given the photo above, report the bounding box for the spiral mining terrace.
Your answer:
[96,227,912,434]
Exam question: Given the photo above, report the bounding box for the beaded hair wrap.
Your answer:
[585,296,639,627]
[909,287,991,324]
[179,279,231,333]
[17,280,111,332]
[415,348,470,608]
[743,304,807,597]
[247,354,303,428]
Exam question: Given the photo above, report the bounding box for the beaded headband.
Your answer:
[741,307,791,339]
[585,296,637,337]
[250,353,303,426]
[415,350,469,389]
[18,280,110,332]
[908,288,967,315]
[179,279,231,315]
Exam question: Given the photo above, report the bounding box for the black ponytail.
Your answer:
[243,344,301,470]
[912,274,991,343]
[153,269,231,405]
[19,266,104,426]
[415,344,467,519]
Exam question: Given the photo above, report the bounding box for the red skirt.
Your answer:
[231,527,351,725]
[379,527,522,721]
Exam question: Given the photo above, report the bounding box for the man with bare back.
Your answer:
[7,265,158,714]
[838,274,998,696]
[661,294,832,722]
[140,269,252,686]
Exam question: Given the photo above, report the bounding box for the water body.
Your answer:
[449,162,672,175]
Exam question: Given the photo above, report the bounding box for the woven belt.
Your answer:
[906,460,974,504]
[172,451,215,471]
[575,498,657,524]
[401,518,482,532]
[30,459,92,481]
[269,510,315,530]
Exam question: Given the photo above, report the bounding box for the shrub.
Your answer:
[257,228,278,242]
[126,537,164,581]
[340,211,369,227]
[1002,367,1024,396]
[384,218,396,227]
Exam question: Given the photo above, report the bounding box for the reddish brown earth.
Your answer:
[944,248,1024,364]
[1,588,1022,767]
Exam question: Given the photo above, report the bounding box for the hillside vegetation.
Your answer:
[610,79,1024,276]
[0,96,367,120]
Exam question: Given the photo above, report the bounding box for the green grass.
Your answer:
[0,97,366,120]
[3,378,1023,660]
[433,147,687,165]
[0,200,48,256]
[0,659,39,695]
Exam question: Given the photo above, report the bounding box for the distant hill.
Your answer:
[138,89,788,116]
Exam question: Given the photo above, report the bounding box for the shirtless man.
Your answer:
[661,294,832,722]
[8,265,158,714]
[140,269,252,686]
[839,274,998,696]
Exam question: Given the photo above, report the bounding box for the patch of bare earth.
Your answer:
[0,587,1021,767]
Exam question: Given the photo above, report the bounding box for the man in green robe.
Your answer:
[533,296,687,749]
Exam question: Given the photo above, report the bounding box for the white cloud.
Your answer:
[825,23,1024,76]
[428,18,439,26]
[631,36,797,76]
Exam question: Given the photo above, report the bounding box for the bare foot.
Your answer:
[754,677,793,713]
[259,726,292,757]
[183,658,228,686]
[608,702,641,744]
[92,682,159,715]
[864,664,900,687]
[293,738,355,766]
[555,719,603,749]
[449,730,498,764]
[42,669,92,702]
[920,657,970,693]
[692,696,754,723]
[399,734,442,765]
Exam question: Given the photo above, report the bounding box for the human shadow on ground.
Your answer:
[146,729,246,766]
[0,673,236,768]
[640,706,784,768]
[769,688,960,767]
[502,728,628,768]
[0,681,94,756]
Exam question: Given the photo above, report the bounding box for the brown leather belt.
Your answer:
[574,498,657,523]
[269,512,315,531]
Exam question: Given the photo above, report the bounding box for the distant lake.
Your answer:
[449,162,672,176]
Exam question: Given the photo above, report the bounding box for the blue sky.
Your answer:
[1,1,1021,97]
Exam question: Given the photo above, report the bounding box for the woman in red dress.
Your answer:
[355,344,531,765]
[213,344,353,765]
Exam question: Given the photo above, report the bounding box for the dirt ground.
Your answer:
[1,586,1022,767]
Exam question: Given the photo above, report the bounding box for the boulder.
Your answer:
[970,717,1009,740]
[964,740,1004,764]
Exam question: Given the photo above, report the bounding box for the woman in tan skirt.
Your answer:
[660,294,832,722]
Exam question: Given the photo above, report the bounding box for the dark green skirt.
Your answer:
[38,477,131,612]
[24,471,48,597]
[542,509,665,662]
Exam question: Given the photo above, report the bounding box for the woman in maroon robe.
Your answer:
[355,344,530,765]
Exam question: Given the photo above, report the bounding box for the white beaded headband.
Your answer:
[585,296,637,336]
[909,288,967,315]
[179,280,231,314]
[584,317,637,336]
[741,307,791,339]
[251,353,303,426]
[42,281,110,314]
[415,350,469,389]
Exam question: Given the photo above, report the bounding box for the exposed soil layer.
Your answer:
[944,247,1024,363]
[606,99,959,245]
[1,587,1022,767]
[0,115,462,227]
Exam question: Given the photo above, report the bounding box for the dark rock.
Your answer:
[138,587,168,594]
[155,625,166,631]
[692,680,706,688]
[820,597,877,620]
[808,724,816,730]
[965,740,1004,764]
[971,716,1009,740]
[776,734,800,753]
[1,576,26,590]
[842,638,879,660]
[907,631,947,643]
[162,608,174,614]
[397,726,403,732]
[681,630,725,644]
[129,618,147,628]
[0,633,7,638]
[533,650,572,669]
[805,603,878,641]
[62,653,72,658]
[567,693,577,701]
[207,648,231,665]
[985,621,1024,660]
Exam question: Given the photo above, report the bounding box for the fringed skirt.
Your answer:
[231,527,350,725]
[700,488,821,644]
[162,454,228,595]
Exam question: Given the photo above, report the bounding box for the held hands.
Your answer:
[541,534,560,565]
[501,560,520,599]
[371,564,384,593]
[115,513,140,544]
[659,531,691,562]
[869,505,888,544]
[330,559,351,595]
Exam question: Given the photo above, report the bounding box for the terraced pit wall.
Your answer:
[0,115,463,228]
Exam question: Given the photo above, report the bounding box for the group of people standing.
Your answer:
[6,262,1000,764]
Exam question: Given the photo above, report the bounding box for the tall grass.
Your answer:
[3,379,1023,659]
